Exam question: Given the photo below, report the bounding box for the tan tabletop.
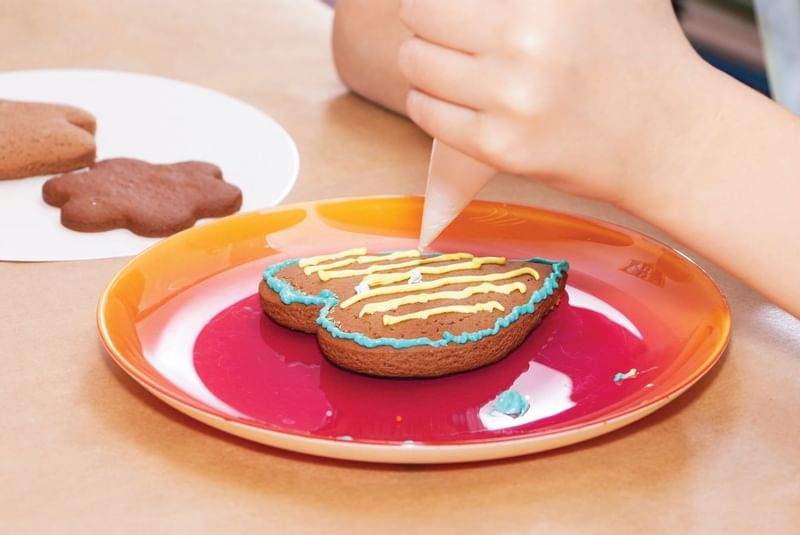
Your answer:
[2,1,798,533]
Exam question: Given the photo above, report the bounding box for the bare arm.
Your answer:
[626,65,800,317]
[332,0,410,115]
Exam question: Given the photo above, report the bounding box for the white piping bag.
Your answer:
[418,140,496,250]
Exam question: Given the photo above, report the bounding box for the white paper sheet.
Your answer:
[0,69,299,261]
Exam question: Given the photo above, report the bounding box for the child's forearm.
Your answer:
[332,0,410,114]
[623,65,800,316]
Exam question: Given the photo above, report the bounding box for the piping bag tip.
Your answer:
[417,140,496,251]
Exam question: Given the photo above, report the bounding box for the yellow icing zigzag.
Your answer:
[340,267,540,309]
[316,253,474,281]
[297,249,541,325]
[298,247,366,268]
[303,250,423,276]
[303,257,356,275]
[382,301,505,326]
[362,257,506,287]
[356,250,420,263]
[359,282,526,317]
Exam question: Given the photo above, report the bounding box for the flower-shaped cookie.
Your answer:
[0,99,96,180]
[42,158,242,237]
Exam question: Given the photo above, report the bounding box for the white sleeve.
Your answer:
[754,0,800,114]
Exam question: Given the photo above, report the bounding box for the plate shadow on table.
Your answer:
[91,337,733,514]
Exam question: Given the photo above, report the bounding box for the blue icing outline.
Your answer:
[263,255,568,349]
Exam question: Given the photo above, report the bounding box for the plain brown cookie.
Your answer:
[260,250,568,378]
[0,99,96,180]
[42,158,243,237]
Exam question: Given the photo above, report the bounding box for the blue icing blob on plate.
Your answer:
[263,254,568,349]
[492,390,530,418]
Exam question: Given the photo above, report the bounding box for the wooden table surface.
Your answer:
[2,1,798,533]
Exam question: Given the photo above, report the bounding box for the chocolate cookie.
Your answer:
[42,158,242,237]
[0,99,96,180]
[260,248,568,378]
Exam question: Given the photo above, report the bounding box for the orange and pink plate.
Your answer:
[97,196,730,464]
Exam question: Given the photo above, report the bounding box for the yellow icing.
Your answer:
[296,249,541,326]
[382,301,505,326]
[359,282,526,316]
[340,267,541,309]
[362,257,506,286]
[316,253,474,281]
[356,250,420,263]
[298,248,366,268]
[303,257,356,275]
[304,250,422,275]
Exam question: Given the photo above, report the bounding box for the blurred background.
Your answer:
[678,0,768,94]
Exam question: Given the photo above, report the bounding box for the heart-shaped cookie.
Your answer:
[259,248,568,378]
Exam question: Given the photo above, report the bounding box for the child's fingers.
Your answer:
[406,89,481,157]
[399,0,497,54]
[398,37,487,110]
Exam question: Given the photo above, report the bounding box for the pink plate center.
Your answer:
[192,289,660,444]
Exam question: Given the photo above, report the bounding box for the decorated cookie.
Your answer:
[0,99,96,180]
[260,248,568,378]
[42,158,242,237]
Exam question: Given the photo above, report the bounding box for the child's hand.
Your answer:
[398,0,704,205]
[396,0,800,315]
